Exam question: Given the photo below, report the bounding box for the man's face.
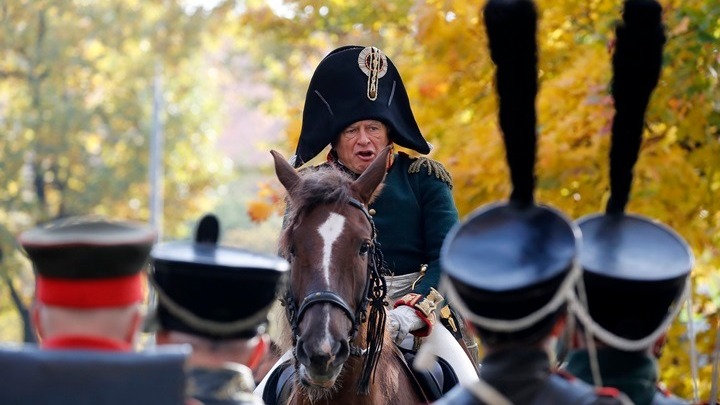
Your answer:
[334,120,390,174]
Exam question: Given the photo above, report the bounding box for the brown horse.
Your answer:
[271,146,425,405]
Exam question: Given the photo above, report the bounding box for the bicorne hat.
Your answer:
[572,0,692,349]
[440,0,579,342]
[150,214,289,340]
[19,216,156,308]
[292,45,430,168]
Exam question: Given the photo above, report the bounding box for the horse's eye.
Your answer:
[359,242,371,256]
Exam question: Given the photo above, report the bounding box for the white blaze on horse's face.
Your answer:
[317,212,346,287]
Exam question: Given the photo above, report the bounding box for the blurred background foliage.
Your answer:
[0,0,717,401]
[239,0,719,401]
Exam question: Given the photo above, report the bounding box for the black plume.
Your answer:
[194,214,220,245]
[606,0,666,214]
[484,0,539,206]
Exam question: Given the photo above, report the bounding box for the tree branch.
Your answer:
[2,274,36,343]
[0,70,26,79]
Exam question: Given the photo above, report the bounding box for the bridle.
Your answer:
[282,196,388,393]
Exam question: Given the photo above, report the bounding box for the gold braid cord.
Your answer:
[408,157,453,189]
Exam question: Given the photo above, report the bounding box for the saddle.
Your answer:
[262,347,458,405]
[397,345,459,400]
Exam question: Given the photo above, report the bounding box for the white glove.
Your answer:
[388,305,426,345]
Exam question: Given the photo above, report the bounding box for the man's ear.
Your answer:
[124,307,143,345]
[154,330,171,345]
[550,313,567,338]
[246,334,269,371]
[652,334,667,358]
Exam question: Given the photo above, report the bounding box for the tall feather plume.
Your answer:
[606,0,666,214]
[484,0,539,206]
[194,213,220,245]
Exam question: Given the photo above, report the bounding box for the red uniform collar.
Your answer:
[41,335,132,352]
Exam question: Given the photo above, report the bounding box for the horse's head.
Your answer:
[271,147,389,391]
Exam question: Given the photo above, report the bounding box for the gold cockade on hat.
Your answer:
[358,46,388,101]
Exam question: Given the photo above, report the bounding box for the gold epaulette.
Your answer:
[408,157,453,189]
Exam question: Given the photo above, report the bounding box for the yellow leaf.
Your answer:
[247,200,274,223]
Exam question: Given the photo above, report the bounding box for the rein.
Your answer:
[283,196,388,395]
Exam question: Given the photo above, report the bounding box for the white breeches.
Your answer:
[400,321,480,386]
[388,273,479,386]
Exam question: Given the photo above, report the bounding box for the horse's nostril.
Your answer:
[335,339,349,362]
[295,338,310,364]
[329,339,350,369]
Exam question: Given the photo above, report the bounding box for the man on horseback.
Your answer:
[256,44,478,402]
[288,44,475,361]
[150,214,289,405]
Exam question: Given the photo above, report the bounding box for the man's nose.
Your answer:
[356,129,371,143]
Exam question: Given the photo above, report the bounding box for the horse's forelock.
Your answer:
[279,167,355,257]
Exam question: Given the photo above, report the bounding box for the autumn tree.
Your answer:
[0,0,235,341]
[237,0,719,400]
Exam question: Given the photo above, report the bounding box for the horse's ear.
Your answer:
[352,145,391,204]
[271,150,301,195]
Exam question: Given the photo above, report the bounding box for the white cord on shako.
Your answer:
[149,276,276,336]
[568,274,693,389]
[441,261,582,333]
[430,263,581,404]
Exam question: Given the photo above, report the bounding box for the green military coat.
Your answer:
[367,152,458,297]
[565,349,689,405]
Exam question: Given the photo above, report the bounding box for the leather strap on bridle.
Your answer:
[296,291,358,332]
[283,195,388,395]
[285,196,380,347]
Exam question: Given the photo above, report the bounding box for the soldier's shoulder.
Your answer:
[652,384,690,405]
[399,152,453,188]
[546,372,632,405]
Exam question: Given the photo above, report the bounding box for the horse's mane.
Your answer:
[278,166,356,258]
